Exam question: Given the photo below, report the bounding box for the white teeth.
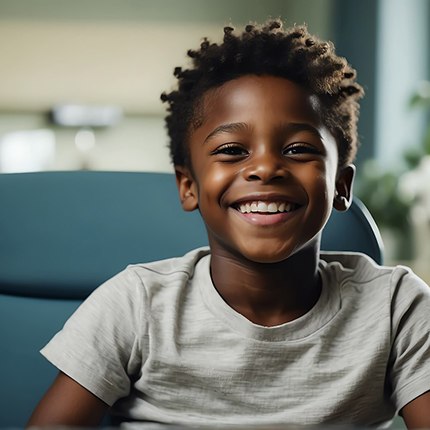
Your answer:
[268,202,278,213]
[237,201,296,214]
[257,201,268,212]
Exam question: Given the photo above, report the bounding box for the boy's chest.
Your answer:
[132,308,393,425]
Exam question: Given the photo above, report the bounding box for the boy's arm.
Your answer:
[27,372,109,427]
[401,391,430,429]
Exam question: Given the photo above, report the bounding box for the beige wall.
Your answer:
[0,0,334,173]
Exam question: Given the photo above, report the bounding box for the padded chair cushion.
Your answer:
[0,171,383,299]
[0,172,207,298]
[0,294,81,426]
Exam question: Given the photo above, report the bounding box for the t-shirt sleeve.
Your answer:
[41,267,147,406]
[389,267,430,412]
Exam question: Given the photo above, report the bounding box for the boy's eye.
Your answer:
[282,143,321,157]
[211,144,248,157]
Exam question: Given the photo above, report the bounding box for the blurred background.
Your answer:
[0,0,429,275]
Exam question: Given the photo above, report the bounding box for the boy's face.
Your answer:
[176,75,354,263]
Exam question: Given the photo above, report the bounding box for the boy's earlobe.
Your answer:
[175,166,199,212]
[333,164,355,212]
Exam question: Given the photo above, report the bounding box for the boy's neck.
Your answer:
[209,244,322,327]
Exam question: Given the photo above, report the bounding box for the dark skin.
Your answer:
[28,75,430,428]
[177,75,352,326]
[27,372,108,426]
[209,240,322,326]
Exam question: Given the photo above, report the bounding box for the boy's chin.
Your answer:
[236,244,300,265]
[232,237,320,265]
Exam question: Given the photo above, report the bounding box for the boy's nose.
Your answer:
[243,151,287,183]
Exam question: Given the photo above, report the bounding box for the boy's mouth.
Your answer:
[234,200,300,214]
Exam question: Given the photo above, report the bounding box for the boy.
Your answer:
[28,20,430,428]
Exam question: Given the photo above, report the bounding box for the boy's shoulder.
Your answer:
[320,250,393,279]
[320,251,428,298]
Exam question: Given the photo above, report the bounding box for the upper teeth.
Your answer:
[238,201,294,214]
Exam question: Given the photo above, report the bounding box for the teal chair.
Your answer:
[0,171,383,427]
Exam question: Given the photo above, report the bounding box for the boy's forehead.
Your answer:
[194,75,324,130]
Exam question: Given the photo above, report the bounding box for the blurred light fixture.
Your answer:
[75,129,96,153]
[50,104,123,127]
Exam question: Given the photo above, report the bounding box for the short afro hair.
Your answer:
[161,19,364,168]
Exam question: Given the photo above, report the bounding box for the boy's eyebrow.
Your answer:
[280,122,323,140]
[203,122,250,143]
[203,122,323,143]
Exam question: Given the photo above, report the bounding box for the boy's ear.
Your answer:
[333,164,355,212]
[175,166,199,212]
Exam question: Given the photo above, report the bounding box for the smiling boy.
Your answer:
[28,20,430,429]
[175,74,348,326]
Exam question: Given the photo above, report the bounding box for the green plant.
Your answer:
[356,161,411,232]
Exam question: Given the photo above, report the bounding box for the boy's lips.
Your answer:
[229,194,303,226]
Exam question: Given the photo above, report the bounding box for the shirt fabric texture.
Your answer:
[41,247,430,428]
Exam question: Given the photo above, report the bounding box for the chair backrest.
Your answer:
[0,171,383,427]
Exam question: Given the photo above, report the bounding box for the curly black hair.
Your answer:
[161,19,364,168]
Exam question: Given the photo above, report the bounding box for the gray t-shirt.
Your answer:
[41,248,430,428]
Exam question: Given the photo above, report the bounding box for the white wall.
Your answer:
[0,113,172,173]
